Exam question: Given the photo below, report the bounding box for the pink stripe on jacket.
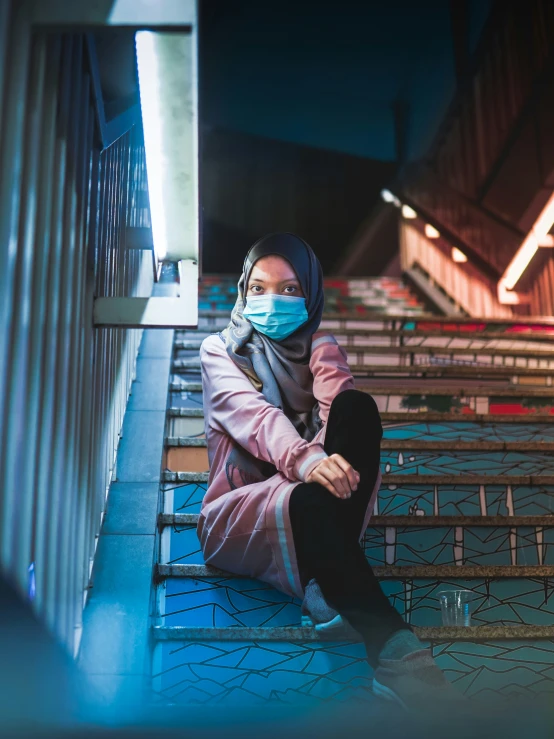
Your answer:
[197,331,382,601]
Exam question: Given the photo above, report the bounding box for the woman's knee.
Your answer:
[330,389,381,423]
[289,482,341,529]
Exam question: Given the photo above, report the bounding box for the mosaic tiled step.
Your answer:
[160,512,554,568]
[197,310,554,331]
[175,344,554,370]
[172,356,554,380]
[156,572,554,629]
[169,378,554,397]
[162,471,554,485]
[363,525,554,567]
[167,408,554,442]
[380,419,554,442]
[158,513,554,528]
[175,330,554,350]
[156,563,554,580]
[165,437,554,452]
[344,348,554,370]
[165,477,554,519]
[152,624,554,642]
[325,329,554,349]
[151,637,554,704]
[163,438,554,474]
[381,450,554,476]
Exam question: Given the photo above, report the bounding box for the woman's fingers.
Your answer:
[309,458,351,498]
[310,468,344,498]
[305,455,362,499]
[329,454,360,491]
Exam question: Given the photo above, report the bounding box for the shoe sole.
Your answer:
[301,614,346,632]
[372,679,408,710]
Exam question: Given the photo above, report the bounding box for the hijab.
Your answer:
[219,232,325,488]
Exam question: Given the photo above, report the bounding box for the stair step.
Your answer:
[175,338,554,357]
[172,357,554,379]
[195,310,554,331]
[152,624,554,642]
[167,407,554,425]
[197,309,554,328]
[170,380,203,392]
[164,437,554,452]
[175,329,554,348]
[169,380,554,398]
[156,563,554,580]
[158,512,554,528]
[163,471,554,485]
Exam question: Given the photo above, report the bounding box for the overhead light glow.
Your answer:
[136,31,199,264]
[451,247,467,263]
[381,189,395,203]
[425,224,440,239]
[402,205,417,219]
[499,191,554,302]
[136,32,167,261]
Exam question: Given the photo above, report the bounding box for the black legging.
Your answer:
[289,388,411,666]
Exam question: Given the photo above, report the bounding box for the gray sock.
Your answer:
[378,629,425,661]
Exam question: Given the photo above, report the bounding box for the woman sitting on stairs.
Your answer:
[197,232,462,710]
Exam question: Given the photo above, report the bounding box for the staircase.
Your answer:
[152,276,554,705]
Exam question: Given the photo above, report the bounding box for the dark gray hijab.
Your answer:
[219,232,325,487]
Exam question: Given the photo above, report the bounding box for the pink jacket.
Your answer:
[197,331,382,601]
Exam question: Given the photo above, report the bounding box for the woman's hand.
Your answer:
[305,454,360,499]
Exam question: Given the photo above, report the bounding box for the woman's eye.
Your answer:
[250,285,262,293]
[284,286,298,293]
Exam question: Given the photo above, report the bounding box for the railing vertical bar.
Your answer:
[0,1,31,575]
[65,57,90,652]
[43,32,73,640]
[32,35,62,622]
[77,108,97,626]
[54,32,83,644]
[11,32,47,592]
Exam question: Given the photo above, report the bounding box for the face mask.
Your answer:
[243,294,309,340]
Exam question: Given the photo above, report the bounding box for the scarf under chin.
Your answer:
[220,232,325,489]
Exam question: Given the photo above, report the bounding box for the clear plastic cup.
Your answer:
[438,589,473,626]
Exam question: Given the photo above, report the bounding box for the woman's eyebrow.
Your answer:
[249,277,300,284]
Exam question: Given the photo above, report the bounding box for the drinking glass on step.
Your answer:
[438,589,473,626]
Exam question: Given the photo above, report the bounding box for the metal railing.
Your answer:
[0,9,152,655]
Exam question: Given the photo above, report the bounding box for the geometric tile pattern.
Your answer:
[155,276,554,704]
[151,638,554,705]
[435,640,554,699]
[364,526,554,566]
[152,639,375,706]
[383,421,554,443]
[380,450,554,476]
[376,483,554,516]
[156,576,554,631]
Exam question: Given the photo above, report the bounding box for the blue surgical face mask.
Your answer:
[243,294,308,340]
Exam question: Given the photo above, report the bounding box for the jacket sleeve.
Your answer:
[200,335,327,483]
[310,333,356,425]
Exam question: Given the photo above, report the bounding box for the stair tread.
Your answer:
[167,407,554,423]
[173,358,554,377]
[175,340,554,358]
[169,381,554,396]
[163,471,554,484]
[159,512,554,528]
[157,563,554,579]
[198,309,554,326]
[176,328,554,344]
[165,437,554,452]
[153,624,554,641]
